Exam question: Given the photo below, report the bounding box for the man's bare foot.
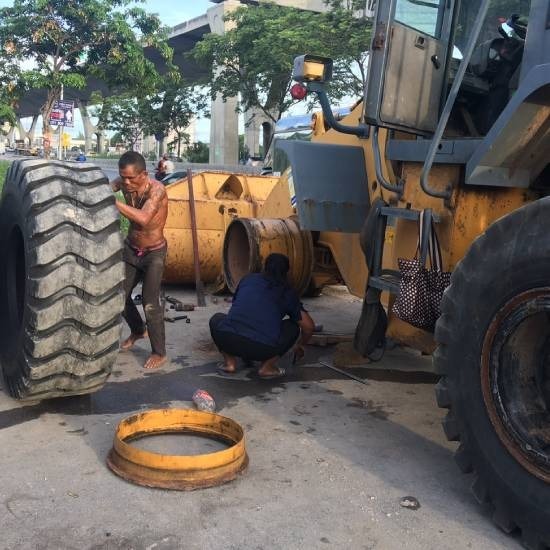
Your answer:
[121,331,148,351]
[143,354,168,370]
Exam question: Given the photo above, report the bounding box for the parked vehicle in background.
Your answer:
[161,170,188,185]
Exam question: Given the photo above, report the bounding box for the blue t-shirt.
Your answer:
[219,273,302,347]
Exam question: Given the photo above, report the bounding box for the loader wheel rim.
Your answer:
[481,287,550,482]
[106,408,248,490]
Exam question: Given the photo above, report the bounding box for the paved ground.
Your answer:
[0,288,520,550]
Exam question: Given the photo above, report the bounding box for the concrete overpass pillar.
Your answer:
[17,115,38,145]
[6,125,15,147]
[207,0,241,165]
[244,108,275,158]
[77,100,97,153]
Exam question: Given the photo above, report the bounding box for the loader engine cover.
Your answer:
[0,160,124,400]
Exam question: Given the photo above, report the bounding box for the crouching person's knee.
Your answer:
[209,312,226,332]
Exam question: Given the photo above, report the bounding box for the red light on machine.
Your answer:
[290,83,307,100]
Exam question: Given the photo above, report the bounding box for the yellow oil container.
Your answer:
[163,171,279,284]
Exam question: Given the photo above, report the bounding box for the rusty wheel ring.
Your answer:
[481,287,550,483]
[106,409,248,490]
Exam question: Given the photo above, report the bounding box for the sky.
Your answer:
[5,0,215,141]
[0,0,213,22]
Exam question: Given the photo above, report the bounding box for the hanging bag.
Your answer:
[392,210,451,331]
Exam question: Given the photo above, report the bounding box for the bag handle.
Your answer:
[418,209,432,268]
[428,216,444,271]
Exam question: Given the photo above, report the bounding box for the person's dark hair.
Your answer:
[263,253,290,286]
[119,151,146,172]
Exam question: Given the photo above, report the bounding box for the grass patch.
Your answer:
[0,160,10,193]
[116,191,130,235]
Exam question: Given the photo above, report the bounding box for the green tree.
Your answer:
[140,81,207,158]
[0,49,20,127]
[96,96,147,150]
[192,2,372,124]
[323,0,373,96]
[110,131,124,146]
[185,141,209,164]
[0,0,173,132]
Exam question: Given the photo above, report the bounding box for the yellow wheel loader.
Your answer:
[224,0,550,545]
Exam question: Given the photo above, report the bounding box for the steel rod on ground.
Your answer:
[318,361,369,385]
[187,170,206,307]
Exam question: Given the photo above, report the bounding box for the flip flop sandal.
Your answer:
[216,364,238,377]
[143,356,170,370]
[258,367,286,380]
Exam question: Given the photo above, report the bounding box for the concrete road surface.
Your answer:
[0,288,520,550]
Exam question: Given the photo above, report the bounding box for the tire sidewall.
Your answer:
[445,217,550,529]
[0,182,29,377]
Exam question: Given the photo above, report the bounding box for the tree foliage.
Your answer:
[185,141,209,164]
[140,81,207,149]
[96,81,205,152]
[192,2,372,123]
[95,96,147,150]
[0,0,173,130]
[0,49,21,127]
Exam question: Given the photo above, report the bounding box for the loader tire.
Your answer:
[0,160,124,400]
[434,197,550,549]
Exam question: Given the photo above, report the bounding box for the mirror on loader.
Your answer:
[364,0,456,134]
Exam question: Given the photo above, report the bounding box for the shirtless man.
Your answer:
[112,151,169,370]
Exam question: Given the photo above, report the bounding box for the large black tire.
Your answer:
[0,160,124,400]
[434,197,550,549]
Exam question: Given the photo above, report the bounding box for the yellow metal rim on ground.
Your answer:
[106,409,248,490]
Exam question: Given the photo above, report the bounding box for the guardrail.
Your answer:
[89,158,262,175]
[2,153,264,175]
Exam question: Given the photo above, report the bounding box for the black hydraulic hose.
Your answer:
[372,126,403,196]
[307,82,370,139]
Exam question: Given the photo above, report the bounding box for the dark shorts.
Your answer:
[209,313,300,361]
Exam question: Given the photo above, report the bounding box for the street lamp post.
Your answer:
[57,85,64,161]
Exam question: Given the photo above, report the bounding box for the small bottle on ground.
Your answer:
[192,389,216,412]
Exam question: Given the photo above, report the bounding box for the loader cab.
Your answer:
[364,0,531,137]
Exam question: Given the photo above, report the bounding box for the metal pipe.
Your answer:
[187,170,206,307]
[318,361,369,385]
[57,84,64,161]
[307,82,370,138]
[372,126,403,196]
[420,0,491,200]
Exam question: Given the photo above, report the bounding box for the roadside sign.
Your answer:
[62,133,71,148]
[50,100,75,128]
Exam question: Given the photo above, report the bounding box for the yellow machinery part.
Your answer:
[163,171,279,284]
[107,408,248,491]
[384,162,537,351]
[215,104,393,298]
[316,232,367,298]
[223,216,314,295]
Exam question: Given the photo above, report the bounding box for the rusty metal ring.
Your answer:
[107,409,248,490]
[480,288,550,483]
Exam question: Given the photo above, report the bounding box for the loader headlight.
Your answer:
[292,54,333,83]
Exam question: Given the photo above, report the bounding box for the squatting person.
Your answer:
[209,253,315,379]
[111,151,169,370]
